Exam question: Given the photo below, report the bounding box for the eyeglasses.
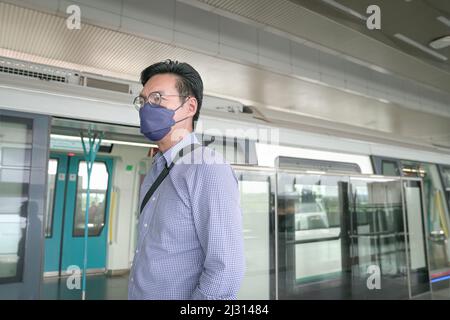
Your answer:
[133,92,188,111]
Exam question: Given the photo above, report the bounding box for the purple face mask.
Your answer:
[139,102,187,141]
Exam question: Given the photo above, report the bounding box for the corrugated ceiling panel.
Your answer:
[202,0,314,34]
[0,2,207,79]
[196,0,450,94]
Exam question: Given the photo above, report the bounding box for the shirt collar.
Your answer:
[159,132,199,166]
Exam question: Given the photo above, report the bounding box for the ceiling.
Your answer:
[289,0,450,71]
[0,1,450,149]
[193,0,450,93]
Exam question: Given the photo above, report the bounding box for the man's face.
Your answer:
[141,73,182,109]
[141,74,196,141]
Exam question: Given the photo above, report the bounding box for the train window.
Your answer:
[381,160,400,176]
[440,166,450,189]
[73,161,109,237]
[258,143,373,173]
[0,116,32,284]
[277,156,361,174]
[45,159,58,237]
[439,165,450,227]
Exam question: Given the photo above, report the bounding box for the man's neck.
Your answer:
[157,130,192,153]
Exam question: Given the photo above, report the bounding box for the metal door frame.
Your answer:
[0,109,50,299]
[44,153,68,276]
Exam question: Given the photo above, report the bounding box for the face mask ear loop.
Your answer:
[174,105,183,112]
[173,97,191,123]
[175,116,190,124]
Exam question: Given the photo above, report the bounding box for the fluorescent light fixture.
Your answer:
[321,0,367,20]
[430,36,450,50]
[50,134,156,148]
[437,16,450,28]
[369,65,391,75]
[343,88,361,95]
[378,98,390,104]
[305,170,327,175]
[351,176,396,182]
[394,33,448,61]
[102,139,157,148]
[255,142,374,174]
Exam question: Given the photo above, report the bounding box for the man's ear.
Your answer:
[187,96,198,118]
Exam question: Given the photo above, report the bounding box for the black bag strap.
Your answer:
[140,143,202,214]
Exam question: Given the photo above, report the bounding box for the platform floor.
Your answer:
[41,273,450,300]
[41,273,129,300]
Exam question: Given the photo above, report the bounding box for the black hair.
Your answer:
[140,59,203,128]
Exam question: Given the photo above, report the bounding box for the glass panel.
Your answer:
[403,180,430,296]
[73,161,109,237]
[0,116,33,283]
[381,160,399,176]
[45,159,58,237]
[440,165,450,219]
[277,156,361,174]
[401,161,450,279]
[441,166,450,189]
[277,173,346,299]
[277,173,420,299]
[236,170,273,300]
[349,177,408,299]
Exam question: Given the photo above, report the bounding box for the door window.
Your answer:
[45,159,58,237]
[0,116,32,283]
[73,161,109,237]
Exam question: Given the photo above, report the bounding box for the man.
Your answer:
[128,59,245,300]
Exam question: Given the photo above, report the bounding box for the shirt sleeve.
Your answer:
[190,163,245,300]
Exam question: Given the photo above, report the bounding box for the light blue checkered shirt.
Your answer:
[128,132,245,300]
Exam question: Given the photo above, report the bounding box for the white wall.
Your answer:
[106,144,150,271]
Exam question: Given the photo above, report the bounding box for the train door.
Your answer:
[0,110,50,299]
[44,153,113,275]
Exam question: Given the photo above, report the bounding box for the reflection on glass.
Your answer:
[277,173,428,299]
[441,166,450,229]
[73,162,109,237]
[277,174,344,299]
[401,161,450,274]
[0,116,32,283]
[236,171,272,299]
[441,166,450,189]
[403,180,430,296]
[45,159,58,237]
[381,160,399,176]
[349,178,408,299]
